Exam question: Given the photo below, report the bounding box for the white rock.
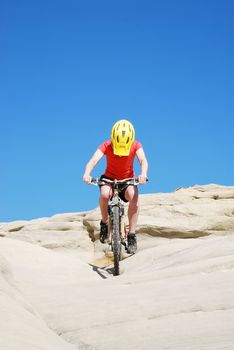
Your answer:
[0,184,234,350]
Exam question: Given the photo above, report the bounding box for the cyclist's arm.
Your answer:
[136,147,148,183]
[83,149,104,183]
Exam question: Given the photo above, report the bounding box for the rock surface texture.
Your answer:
[0,184,234,350]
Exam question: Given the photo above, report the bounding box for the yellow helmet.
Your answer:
[111,119,135,156]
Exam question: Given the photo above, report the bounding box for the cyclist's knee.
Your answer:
[125,186,138,202]
[100,185,112,200]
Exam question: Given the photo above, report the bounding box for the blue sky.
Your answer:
[1,0,233,222]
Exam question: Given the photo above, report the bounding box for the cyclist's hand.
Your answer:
[138,175,147,184]
[83,175,92,184]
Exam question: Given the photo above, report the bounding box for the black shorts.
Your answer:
[99,175,130,203]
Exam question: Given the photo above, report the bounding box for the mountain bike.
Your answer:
[91,177,142,276]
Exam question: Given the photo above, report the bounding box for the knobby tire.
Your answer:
[112,205,121,276]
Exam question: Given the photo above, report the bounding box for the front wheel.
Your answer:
[112,205,121,276]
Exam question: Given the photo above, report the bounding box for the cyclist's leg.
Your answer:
[99,184,112,223]
[124,185,139,233]
[99,184,112,243]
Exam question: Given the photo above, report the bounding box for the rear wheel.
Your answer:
[112,205,121,276]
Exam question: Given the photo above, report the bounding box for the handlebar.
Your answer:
[91,177,148,186]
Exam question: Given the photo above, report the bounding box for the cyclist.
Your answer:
[83,119,148,254]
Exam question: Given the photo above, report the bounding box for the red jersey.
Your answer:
[99,140,142,179]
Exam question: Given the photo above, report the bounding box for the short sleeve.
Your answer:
[98,140,111,154]
[135,140,142,151]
